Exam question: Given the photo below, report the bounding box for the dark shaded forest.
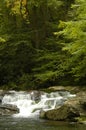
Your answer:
[0,0,86,90]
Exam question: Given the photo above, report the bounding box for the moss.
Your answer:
[75,116,86,124]
[45,104,80,121]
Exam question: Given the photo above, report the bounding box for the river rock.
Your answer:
[0,90,5,103]
[0,104,19,115]
[40,105,80,121]
[40,91,86,122]
[30,90,44,102]
[48,86,66,91]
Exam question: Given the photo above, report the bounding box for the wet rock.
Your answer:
[48,86,66,91]
[0,104,19,115]
[0,99,2,103]
[40,105,80,121]
[40,110,46,118]
[77,92,86,110]
[79,121,86,125]
[47,86,86,94]
[0,90,5,104]
[40,91,86,122]
[81,100,86,110]
[30,91,44,102]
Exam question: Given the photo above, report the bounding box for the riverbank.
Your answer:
[41,86,86,94]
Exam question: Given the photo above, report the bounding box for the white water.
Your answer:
[2,91,76,118]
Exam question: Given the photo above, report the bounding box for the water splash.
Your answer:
[2,91,75,117]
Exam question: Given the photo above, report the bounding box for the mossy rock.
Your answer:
[40,105,80,121]
[76,116,86,124]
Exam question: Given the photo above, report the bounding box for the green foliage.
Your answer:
[0,0,86,90]
[56,0,86,83]
[0,40,36,86]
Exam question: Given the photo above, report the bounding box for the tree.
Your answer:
[56,0,86,84]
[1,0,85,90]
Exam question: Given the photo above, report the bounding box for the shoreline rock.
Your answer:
[0,104,19,115]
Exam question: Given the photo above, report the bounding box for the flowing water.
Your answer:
[2,90,76,117]
[0,90,86,130]
[0,115,86,130]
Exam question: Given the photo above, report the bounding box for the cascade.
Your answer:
[2,91,75,117]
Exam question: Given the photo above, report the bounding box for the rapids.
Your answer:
[2,90,76,118]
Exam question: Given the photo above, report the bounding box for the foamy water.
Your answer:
[2,91,76,117]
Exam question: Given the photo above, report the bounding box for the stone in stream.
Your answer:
[30,90,44,102]
[0,90,5,104]
[40,91,86,122]
[0,104,19,115]
[40,105,80,121]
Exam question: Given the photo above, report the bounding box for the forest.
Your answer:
[0,0,86,90]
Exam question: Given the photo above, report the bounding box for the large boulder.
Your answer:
[0,104,19,115]
[40,91,86,122]
[47,86,86,94]
[40,105,80,121]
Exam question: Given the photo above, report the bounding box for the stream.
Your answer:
[0,115,86,130]
[0,90,86,130]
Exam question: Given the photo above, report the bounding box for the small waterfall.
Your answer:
[2,91,75,117]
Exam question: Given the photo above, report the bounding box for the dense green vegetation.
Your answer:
[0,0,86,90]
